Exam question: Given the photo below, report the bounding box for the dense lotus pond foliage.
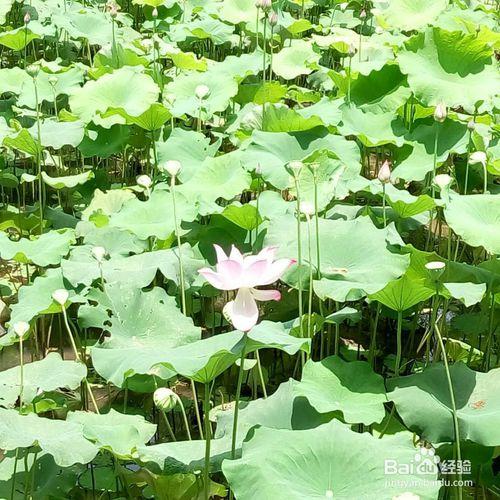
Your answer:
[0,0,498,498]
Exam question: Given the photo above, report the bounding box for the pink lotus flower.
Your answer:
[198,245,295,332]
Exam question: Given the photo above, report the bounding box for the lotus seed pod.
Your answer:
[433,174,452,190]
[91,246,107,263]
[469,151,487,167]
[52,288,69,306]
[153,387,178,412]
[23,11,30,24]
[13,321,30,338]
[137,174,152,189]
[433,102,447,123]
[425,261,446,278]
[48,75,58,86]
[195,84,210,100]
[467,120,475,131]
[26,64,39,78]
[377,160,391,184]
[286,160,304,177]
[268,11,278,26]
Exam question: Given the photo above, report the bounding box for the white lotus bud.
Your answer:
[377,160,391,184]
[433,102,447,123]
[360,9,366,19]
[467,120,475,131]
[268,11,278,26]
[153,387,177,412]
[26,64,39,78]
[347,43,356,57]
[23,12,30,24]
[260,0,272,11]
[195,84,210,100]
[52,289,69,306]
[137,174,152,189]
[300,201,315,216]
[13,321,30,338]
[339,2,348,10]
[433,174,452,190]
[152,7,158,17]
[469,151,487,167]
[91,246,106,263]
[162,160,181,177]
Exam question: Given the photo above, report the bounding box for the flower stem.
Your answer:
[171,179,187,316]
[191,380,204,439]
[293,177,304,343]
[394,311,403,376]
[255,350,267,398]
[19,335,24,410]
[203,382,211,500]
[231,337,247,460]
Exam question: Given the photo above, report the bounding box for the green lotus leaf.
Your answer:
[293,356,387,425]
[272,39,320,80]
[0,0,14,24]
[373,0,448,31]
[177,152,251,215]
[41,170,93,190]
[69,67,160,123]
[218,0,258,24]
[444,193,500,255]
[265,216,409,302]
[112,102,171,131]
[109,188,198,240]
[89,284,201,387]
[222,420,441,499]
[260,105,324,133]
[3,128,42,157]
[443,282,487,307]
[338,104,407,147]
[67,409,156,458]
[29,119,85,149]
[0,228,75,266]
[156,128,220,183]
[221,204,262,231]
[0,353,86,408]
[78,124,131,158]
[0,27,40,51]
[0,409,98,467]
[388,362,500,446]
[393,118,469,182]
[81,188,135,221]
[295,97,343,127]
[188,16,234,45]
[348,64,412,114]
[241,127,361,189]
[397,28,500,112]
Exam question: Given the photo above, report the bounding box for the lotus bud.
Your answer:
[433,102,447,123]
[141,38,153,52]
[425,261,446,279]
[137,174,152,189]
[268,11,278,26]
[255,0,261,7]
[162,160,181,177]
[340,2,348,10]
[152,7,158,17]
[347,43,356,58]
[359,9,366,19]
[260,0,272,12]
[255,164,262,176]
[467,120,475,131]
[91,246,107,263]
[377,160,391,184]
[26,64,39,79]
[299,201,314,216]
[106,0,119,17]
[195,84,210,100]
[13,321,30,338]
[52,288,69,306]
[153,387,178,412]
[469,151,487,167]
[433,174,452,190]
[286,160,304,177]
[23,11,31,24]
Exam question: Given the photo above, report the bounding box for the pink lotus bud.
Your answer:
[23,12,30,24]
[377,160,391,184]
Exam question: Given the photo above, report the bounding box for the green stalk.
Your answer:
[191,380,204,439]
[19,335,24,410]
[175,394,192,440]
[434,322,463,500]
[347,55,352,103]
[368,303,380,367]
[255,7,259,50]
[171,178,187,316]
[230,338,247,460]
[305,212,314,351]
[203,383,211,500]
[382,183,387,228]
[10,449,18,500]
[33,77,43,235]
[255,350,267,398]
[293,176,304,344]
[394,311,403,377]
[159,410,176,441]
[312,168,321,278]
